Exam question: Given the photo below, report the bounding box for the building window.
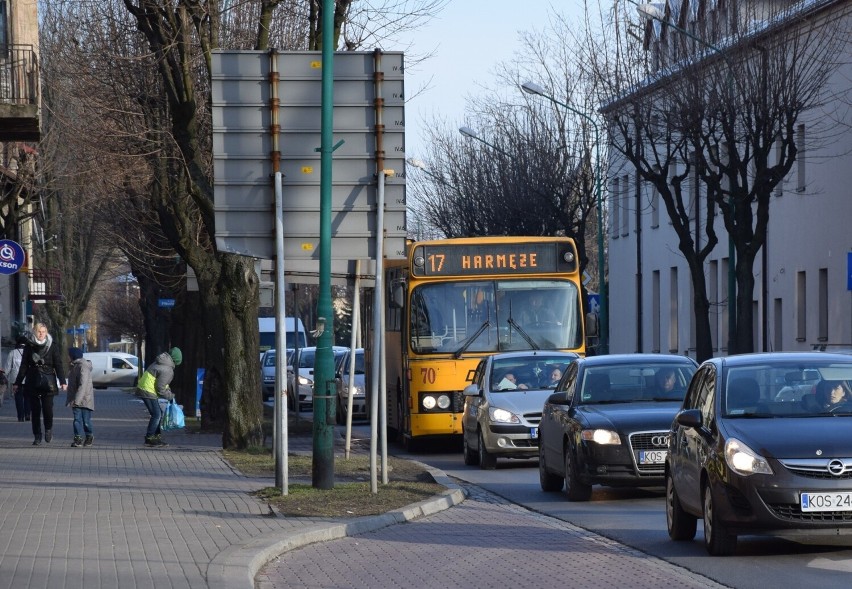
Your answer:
[774,134,783,196]
[709,260,719,350]
[773,298,783,351]
[722,258,730,351]
[652,270,661,353]
[611,177,620,239]
[796,124,806,192]
[818,268,828,342]
[669,267,678,353]
[651,166,660,228]
[796,271,806,342]
[0,1,7,53]
[621,174,630,237]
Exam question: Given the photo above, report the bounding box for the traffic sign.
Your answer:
[0,239,25,275]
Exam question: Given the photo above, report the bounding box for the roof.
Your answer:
[580,353,698,367]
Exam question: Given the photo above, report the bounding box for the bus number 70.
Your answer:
[420,367,436,384]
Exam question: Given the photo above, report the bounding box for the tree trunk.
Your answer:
[217,253,263,449]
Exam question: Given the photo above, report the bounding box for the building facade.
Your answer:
[604,0,852,358]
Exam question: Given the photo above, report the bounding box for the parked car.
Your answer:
[538,353,698,500]
[666,352,852,556]
[260,349,313,410]
[462,351,579,469]
[84,352,140,389]
[291,346,349,410]
[334,348,367,424]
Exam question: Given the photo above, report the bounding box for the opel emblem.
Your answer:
[827,459,845,476]
[651,435,669,447]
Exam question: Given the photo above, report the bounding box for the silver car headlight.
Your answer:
[263,375,274,383]
[725,438,773,476]
[488,407,520,424]
[298,376,312,386]
[581,429,621,445]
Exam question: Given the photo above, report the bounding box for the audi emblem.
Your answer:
[650,435,669,447]
[827,459,846,476]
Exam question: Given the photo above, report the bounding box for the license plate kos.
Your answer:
[639,450,666,464]
[801,491,852,512]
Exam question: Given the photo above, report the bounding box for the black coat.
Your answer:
[15,337,67,395]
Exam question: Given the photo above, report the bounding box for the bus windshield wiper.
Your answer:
[453,320,491,359]
[507,317,539,350]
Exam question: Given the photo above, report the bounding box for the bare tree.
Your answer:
[590,0,850,358]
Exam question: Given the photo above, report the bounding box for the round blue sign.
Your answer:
[0,239,26,275]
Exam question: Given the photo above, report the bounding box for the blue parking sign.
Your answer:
[848,252,852,291]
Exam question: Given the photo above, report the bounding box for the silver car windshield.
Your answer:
[409,279,582,354]
[724,361,852,417]
[490,355,573,391]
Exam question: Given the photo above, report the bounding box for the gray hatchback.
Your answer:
[462,351,578,469]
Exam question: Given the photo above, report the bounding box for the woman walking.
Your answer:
[66,347,95,447]
[12,323,67,445]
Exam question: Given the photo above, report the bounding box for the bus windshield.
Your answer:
[409,279,582,354]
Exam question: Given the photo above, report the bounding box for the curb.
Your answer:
[207,462,466,589]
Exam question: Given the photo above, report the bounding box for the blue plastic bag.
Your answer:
[162,400,185,431]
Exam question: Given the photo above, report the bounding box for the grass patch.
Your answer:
[224,448,447,517]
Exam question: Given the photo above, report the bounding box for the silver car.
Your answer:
[462,351,578,469]
[335,348,367,424]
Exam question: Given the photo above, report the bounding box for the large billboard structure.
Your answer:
[211,50,406,274]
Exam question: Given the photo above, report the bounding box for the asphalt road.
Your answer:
[400,439,852,589]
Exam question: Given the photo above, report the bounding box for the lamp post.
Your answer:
[520,82,607,355]
[632,0,737,354]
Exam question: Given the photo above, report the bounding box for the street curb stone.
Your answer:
[207,463,466,589]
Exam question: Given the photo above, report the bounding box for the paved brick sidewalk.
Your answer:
[255,483,728,589]
[0,389,338,589]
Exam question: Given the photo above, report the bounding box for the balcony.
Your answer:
[0,45,39,142]
[29,268,62,301]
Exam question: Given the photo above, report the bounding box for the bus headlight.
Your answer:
[422,395,436,409]
[436,394,451,409]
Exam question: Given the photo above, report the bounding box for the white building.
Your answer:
[603,0,852,358]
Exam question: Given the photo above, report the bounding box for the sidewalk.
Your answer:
[0,389,719,589]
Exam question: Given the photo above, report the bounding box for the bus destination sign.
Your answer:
[411,242,575,277]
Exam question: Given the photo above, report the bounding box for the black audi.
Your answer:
[538,354,697,501]
[666,352,852,556]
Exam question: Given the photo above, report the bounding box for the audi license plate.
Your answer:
[639,450,666,465]
[530,427,539,439]
[801,491,852,512]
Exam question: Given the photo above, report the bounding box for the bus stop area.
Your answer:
[0,389,718,589]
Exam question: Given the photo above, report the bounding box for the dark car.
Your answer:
[461,351,578,469]
[538,354,698,501]
[666,352,852,556]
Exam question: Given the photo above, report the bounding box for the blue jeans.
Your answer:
[72,407,93,437]
[142,397,162,437]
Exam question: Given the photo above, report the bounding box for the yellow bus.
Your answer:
[381,236,589,450]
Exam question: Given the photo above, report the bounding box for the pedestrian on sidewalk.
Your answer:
[136,347,181,447]
[5,336,29,421]
[13,323,67,445]
[66,347,95,447]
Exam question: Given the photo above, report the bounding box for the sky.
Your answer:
[394,1,581,160]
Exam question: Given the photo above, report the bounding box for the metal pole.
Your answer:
[345,260,361,459]
[274,171,289,493]
[370,173,386,494]
[312,0,336,489]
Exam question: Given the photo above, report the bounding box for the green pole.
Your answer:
[312,0,335,489]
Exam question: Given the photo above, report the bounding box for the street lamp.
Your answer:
[631,0,737,354]
[520,81,608,355]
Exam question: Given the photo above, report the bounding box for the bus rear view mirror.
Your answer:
[585,312,599,337]
[390,281,405,308]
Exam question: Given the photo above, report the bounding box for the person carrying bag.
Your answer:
[13,323,67,446]
[135,347,181,447]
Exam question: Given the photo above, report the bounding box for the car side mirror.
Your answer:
[675,409,702,429]
[547,392,570,405]
[462,384,481,397]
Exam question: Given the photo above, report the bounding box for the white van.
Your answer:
[83,352,140,389]
[258,317,307,353]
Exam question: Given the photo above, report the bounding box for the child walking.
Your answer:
[66,347,94,447]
